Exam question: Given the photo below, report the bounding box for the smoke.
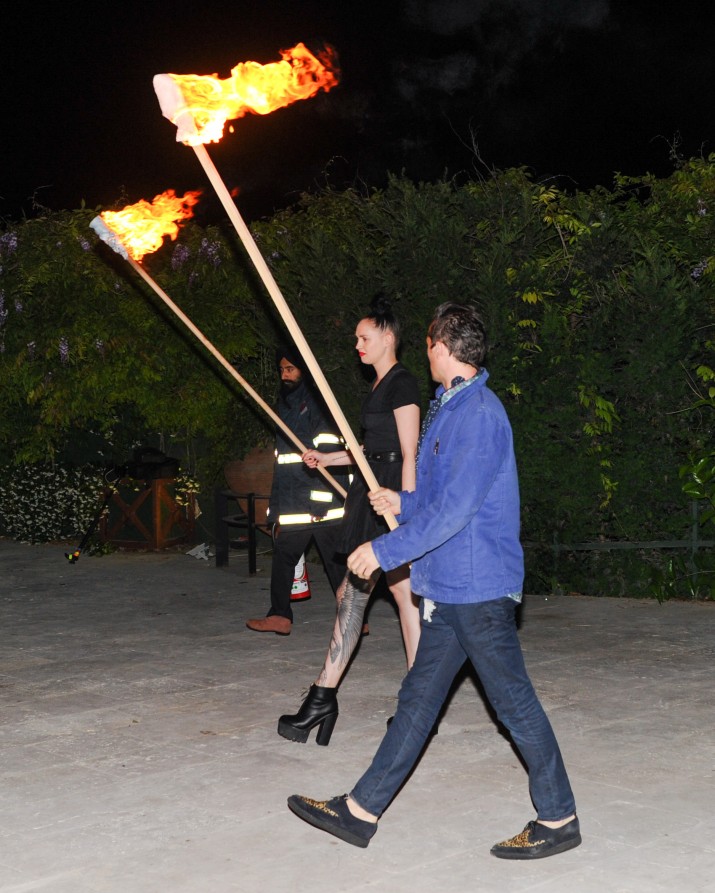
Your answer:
[396,52,479,101]
[398,0,611,100]
[404,0,610,38]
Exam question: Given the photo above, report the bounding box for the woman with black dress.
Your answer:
[278,297,421,746]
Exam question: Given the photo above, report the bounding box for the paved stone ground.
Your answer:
[1,539,714,892]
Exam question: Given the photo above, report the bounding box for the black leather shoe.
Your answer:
[278,685,338,746]
[287,794,377,848]
[490,817,581,859]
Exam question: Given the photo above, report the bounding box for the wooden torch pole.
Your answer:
[191,143,397,529]
[126,255,347,499]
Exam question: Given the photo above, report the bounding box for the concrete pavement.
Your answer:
[1,538,714,892]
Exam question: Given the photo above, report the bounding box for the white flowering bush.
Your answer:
[0,463,109,544]
[173,472,201,509]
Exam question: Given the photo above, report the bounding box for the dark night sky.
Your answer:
[2,1,712,225]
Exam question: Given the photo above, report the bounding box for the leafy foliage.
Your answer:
[0,211,278,479]
[1,156,713,594]
[0,462,107,544]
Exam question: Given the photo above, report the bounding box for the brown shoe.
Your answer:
[246,616,292,635]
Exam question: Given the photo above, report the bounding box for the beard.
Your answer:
[281,377,302,395]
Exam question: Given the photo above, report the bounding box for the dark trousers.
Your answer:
[351,597,576,821]
[267,525,346,621]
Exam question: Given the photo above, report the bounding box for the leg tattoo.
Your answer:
[317,572,375,687]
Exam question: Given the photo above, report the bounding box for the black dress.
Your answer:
[336,363,420,553]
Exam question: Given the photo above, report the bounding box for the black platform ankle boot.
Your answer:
[277,685,339,746]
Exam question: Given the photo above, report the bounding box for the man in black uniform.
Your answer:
[246,347,347,635]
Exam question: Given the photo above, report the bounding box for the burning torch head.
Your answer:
[90,190,201,262]
[90,216,129,260]
[153,43,340,146]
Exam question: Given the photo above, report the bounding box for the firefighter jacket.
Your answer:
[268,380,346,529]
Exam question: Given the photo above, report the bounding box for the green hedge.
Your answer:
[1,158,713,595]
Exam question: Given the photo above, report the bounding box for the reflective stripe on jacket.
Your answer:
[268,381,346,528]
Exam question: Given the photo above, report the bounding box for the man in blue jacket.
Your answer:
[288,302,580,859]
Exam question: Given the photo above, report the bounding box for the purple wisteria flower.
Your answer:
[171,243,190,270]
[0,290,7,327]
[14,299,23,313]
[697,199,708,217]
[78,237,91,251]
[59,337,70,365]
[691,259,709,281]
[0,231,18,254]
[199,237,221,267]
[27,341,36,359]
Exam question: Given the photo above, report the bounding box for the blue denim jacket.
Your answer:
[372,370,524,604]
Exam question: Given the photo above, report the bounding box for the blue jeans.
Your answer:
[350,597,576,821]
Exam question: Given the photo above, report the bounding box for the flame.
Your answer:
[98,190,201,261]
[154,42,339,145]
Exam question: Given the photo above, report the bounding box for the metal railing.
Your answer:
[525,502,714,573]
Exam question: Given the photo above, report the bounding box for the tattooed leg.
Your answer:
[316,571,376,688]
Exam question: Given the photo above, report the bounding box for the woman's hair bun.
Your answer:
[366,291,401,350]
[369,292,392,318]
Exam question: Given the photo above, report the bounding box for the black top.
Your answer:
[336,362,421,553]
[361,363,421,453]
